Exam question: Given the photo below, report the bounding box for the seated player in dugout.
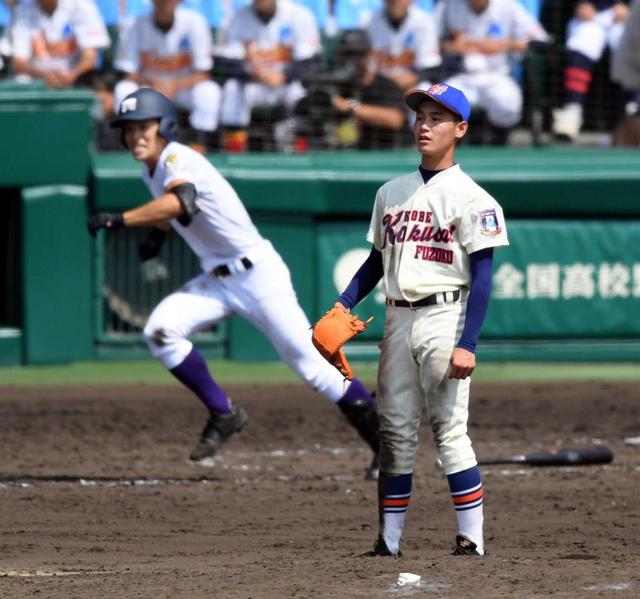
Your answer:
[215,0,322,152]
[366,0,442,92]
[9,0,110,88]
[552,0,630,142]
[436,0,548,144]
[87,88,381,481]
[294,29,413,150]
[113,0,221,153]
[314,83,509,556]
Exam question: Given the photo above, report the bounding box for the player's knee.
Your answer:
[143,324,171,349]
[193,79,221,105]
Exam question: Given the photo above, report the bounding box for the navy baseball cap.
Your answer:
[404,83,471,122]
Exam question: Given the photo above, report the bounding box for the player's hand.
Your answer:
[448,347,476,380]
[612,2,629,22]
[255,68,285,88]
[332,95,351,113]
[87,212,125,237]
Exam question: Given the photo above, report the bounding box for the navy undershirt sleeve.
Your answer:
[337,247,384,309]
[456,248,494,353]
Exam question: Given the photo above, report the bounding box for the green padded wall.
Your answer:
[22,186,93,364]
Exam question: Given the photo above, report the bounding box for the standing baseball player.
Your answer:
[87,88,379,480]
[315,83,508,555]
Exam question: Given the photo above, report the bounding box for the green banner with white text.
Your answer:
[317,220,640,340]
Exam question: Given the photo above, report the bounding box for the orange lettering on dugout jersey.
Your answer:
[141,51,193,73]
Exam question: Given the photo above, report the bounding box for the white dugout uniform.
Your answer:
[367,165,509,475]
[142,141,351,402]
[10,0,109,77]
[565,6,626,63]
[114,7,221,132]
[367,5,441,88]
[436,0,547,127]
[218,0,320,127]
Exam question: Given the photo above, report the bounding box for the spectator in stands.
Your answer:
[90,69,121,151]
[436,0,548,144]
[114,0,221,152]
[215,0,322,152]
[367,0,442,92]
[9,0,110,88]
[552,0,630,142]
[294,28,411,149]
[611,0,640,145]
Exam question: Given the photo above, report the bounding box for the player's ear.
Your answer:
[455,120,469,141]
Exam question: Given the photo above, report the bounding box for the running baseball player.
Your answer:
[87,88,380,480]
[315,83,509,555]
[10,0,110,88]
[114,0,221,151]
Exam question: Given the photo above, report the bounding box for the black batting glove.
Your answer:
[88,212,125,237]
[138,227,168,262]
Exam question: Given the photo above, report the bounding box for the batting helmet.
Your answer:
[110,88,179,141]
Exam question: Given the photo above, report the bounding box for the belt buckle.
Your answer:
[409,300,419,311]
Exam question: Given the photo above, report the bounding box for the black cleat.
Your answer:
[360,536,402,557]
[189,404,248,461]
[338,398,380,481]
[365,453,380,481]
[452,535,483,556]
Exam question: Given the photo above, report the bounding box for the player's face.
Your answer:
[38,0,58,14]
[253,0,277,18]
[385,0,411,20]
[467,0,489,14]
[413,98,468,164]
[123,120,166,165]
[153,0,180,21]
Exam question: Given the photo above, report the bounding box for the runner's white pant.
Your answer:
[446,72,522,128]
[376,296,476,476]
[220,78,307,127]
[143,243,349,402]
[114,79,222,132]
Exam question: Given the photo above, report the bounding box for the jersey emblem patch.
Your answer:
[120,97,137,113]
[479,209,501,236]
[164,154,178,171]
[428,83,448,95]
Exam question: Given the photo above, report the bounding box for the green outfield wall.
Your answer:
[1,86,640,365]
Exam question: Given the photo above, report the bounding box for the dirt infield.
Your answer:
[0,381,638,598]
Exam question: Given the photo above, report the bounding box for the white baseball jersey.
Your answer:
[436,0,547,74]
[11,0,109,73]
[217,0,320,70]
[367,6,441,75]
[143,141,265,271]
[115,6,214,79]
[367,165,509,301]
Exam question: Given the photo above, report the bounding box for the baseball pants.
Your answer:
[220,79,307,127]
[376,294,477,476]
[446,72,522,128]
[143,242,349,402]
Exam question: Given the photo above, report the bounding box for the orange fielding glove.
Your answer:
[312,304,373,380]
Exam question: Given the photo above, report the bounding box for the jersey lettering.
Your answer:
[414,244,454,264]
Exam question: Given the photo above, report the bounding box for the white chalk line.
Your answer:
[0,569,117,578]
